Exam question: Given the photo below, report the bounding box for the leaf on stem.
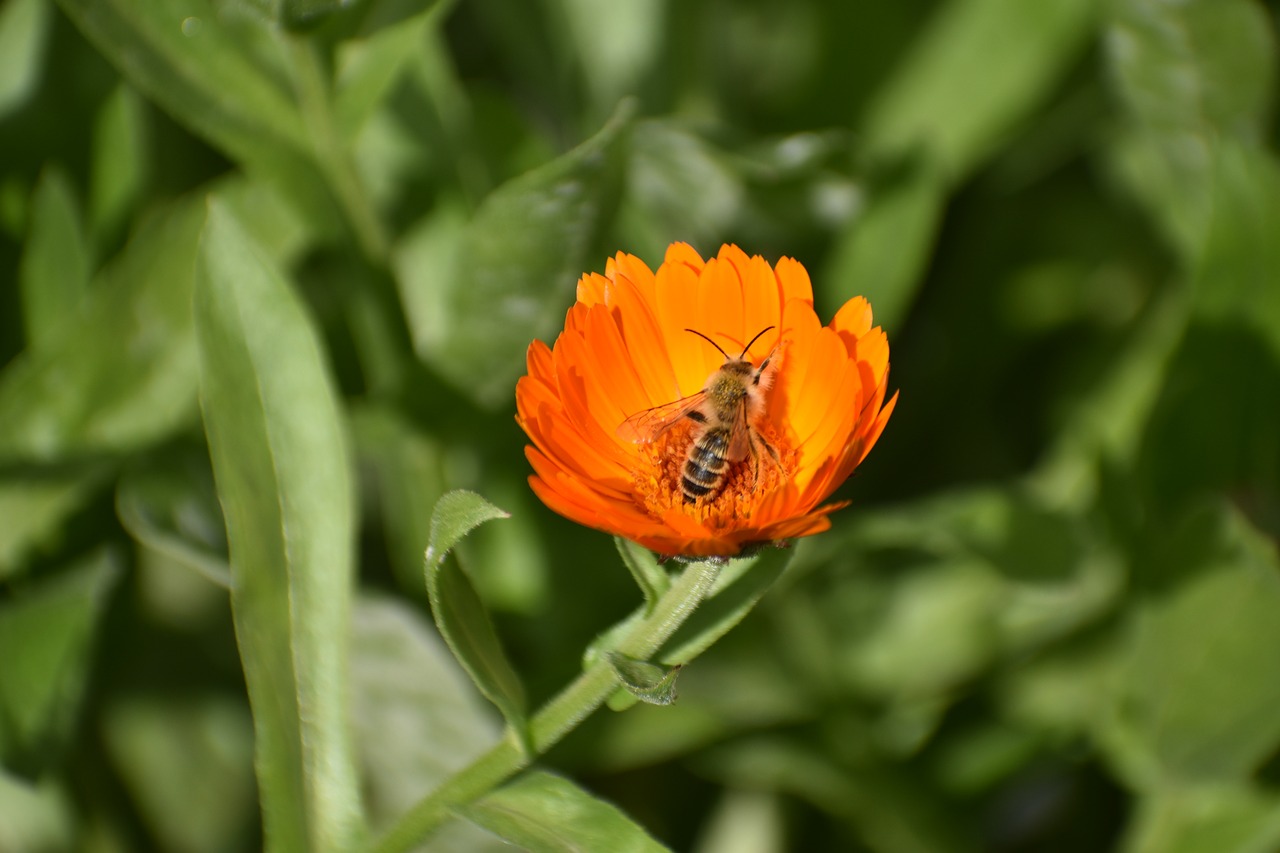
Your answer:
[424,491,529,745]
[606,653,681,706]
[457,770,672,853]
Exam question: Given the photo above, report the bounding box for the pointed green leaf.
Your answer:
[194,199,363,853]
[89,84,148,243]
[606,653,681,706]
[0,198,204,462]
[822,161,946,333]
[334,10,436,138]
[424,491,527,737]
[660,547,793,666]
[0,549,121,767]
[458,771,671,853]
[863,0,1102,179]
[426,490,510,568]
[398,101,634,407]
[18,165,90,348]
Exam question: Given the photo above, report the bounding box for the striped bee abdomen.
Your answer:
[681,427,732,503]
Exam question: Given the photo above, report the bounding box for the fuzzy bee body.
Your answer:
[618,327,781,505]
[681,425,732,502]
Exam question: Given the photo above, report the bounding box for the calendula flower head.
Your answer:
[516,243,897,558]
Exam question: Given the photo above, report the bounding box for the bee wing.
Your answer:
[616,392,707,445]
[725,397,752,462]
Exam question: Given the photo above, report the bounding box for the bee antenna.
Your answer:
[684,328,731,359]
[739,326,776,358]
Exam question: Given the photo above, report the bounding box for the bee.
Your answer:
[618,326,782,504]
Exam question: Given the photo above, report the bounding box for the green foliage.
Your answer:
[2,0,1278,850]
[458,770,672,853]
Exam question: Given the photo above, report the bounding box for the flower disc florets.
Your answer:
[516,243,897,558]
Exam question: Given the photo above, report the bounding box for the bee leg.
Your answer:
[748,432,782,487]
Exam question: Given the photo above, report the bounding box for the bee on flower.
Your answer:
[516,243,897,558]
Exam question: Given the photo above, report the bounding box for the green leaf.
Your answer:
[822,160,946,334]
[115,449,231,591]
[350,596,509,852]
[55,0,345,240]
[334,12,436,138]
[426,490,511,568]
[55,0,307,160]
[838,560,1004,700]
[101,695,256,853]
[620,120,744,268]
[1191,144,1280,360]
[327,0,446,40]
[280,0,346,29]
[615,536,670,607]
[397,101,634,407]
[0,197,204,462]
[660,547,793,666]
[1115,506,1280,784]
[1032,287,1188,507]
[0,549,121,768]
[862,0,1102,179]
[701,737,973,853]
[194,199,363,853]
[606,653,681,706]
[695,789,786,853]
[424,490,528,738]
[0,0,51,120]
[458,770,672,853]
[556,0,662,111]
[18,165,90,348]
[89,84,148,244]
[1121,784,1280,853]
[1104,0,1276,260]
[0,771,74,853]
[0,465,114,580]
[209,174,314,267]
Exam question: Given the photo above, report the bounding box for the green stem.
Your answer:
[284,36,389,263]
[366,558,722,853]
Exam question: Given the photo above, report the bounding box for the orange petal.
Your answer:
[664,242,706,273]
[774,256,814,305]
[830,295,873,346]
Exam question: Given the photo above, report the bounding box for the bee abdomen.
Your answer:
[681,429,731,503]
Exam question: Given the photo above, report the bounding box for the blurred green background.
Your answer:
[2,0,1280,850]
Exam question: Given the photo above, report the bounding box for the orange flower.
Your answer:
[516,243,897,558]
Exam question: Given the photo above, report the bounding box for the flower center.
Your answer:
[631,419,796,528]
